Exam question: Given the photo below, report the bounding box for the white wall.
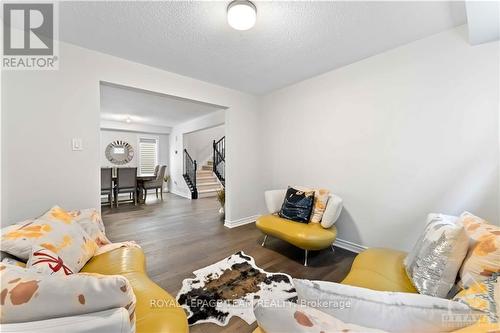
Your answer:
[261,26,499,251]
[2,42,264,225]
[100,129,169,173]
[466,1,500,45]
[184,124,225,165]
[169,110,225,198]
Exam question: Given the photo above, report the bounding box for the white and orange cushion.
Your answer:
[26,246,73,276]
[94,241,141,256]
[454,273,499,324]
[0,263,136,328]
[68,209,111,247]
[310,189,330,223]
[254,301,386,333]
[459,212,500,288]
[294,279,479,333]
[1,206,97,272]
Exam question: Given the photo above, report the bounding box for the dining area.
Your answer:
[101,165,167,207]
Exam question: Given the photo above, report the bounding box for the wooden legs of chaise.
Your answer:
[261,235,336,267]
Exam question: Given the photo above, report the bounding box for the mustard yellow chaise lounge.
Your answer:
[256,189,343,266]
[82,247,188,333]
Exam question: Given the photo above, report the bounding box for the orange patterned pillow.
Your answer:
[0,263,136,326]
[26,246,74,276]
[459,212,500,288]
[310,189,330,223]
[68,208,111,247]
[0,206,97,272]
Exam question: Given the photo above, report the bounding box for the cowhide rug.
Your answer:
[176,251,296,326]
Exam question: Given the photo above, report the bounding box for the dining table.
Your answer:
[112,175,155,204]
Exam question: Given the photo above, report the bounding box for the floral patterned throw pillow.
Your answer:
[68,208,111,247]
[0,206,98,272]
[459,212,500,288]
[310,189,330,223]
[0,263,136,327]
[26,246,73,276]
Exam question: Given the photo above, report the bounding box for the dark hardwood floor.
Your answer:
[102,193,356,333]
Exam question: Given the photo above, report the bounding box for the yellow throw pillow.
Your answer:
[459,212,500,288]
[1,206,97,272]
[0,263,136,326]
[453,273,499,324]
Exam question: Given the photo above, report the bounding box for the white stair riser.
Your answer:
[198,191,218,198]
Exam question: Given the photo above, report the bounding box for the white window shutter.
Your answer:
[139,138,158,175]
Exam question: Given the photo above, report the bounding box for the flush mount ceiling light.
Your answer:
[125,116,132,123]
[227,0,257,31]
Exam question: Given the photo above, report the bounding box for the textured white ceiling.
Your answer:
[100,83,223,127]
[61,1,466,94]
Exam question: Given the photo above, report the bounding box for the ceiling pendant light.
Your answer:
[227,0,257,31]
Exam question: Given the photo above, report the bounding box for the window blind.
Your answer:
[139,138,158,175]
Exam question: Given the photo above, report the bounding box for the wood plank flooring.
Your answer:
[102,193,356,333]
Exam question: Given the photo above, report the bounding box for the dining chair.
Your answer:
[114,167,138,207]
[100,168,113,207]
[153,165,160,177]
[142,165,166,201]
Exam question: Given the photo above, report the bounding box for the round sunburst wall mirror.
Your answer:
[105,140,134,165]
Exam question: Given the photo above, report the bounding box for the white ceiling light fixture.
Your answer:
[227,0,257,31]
[125,116,132,123]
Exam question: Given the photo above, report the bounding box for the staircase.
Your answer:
[183,149,198,199]
[183,136,225,200]
[197,161,223,198]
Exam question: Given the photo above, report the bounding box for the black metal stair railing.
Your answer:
[183,149,198,199]
[213,136,225,186]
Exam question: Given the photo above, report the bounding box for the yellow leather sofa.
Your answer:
[81,247,188,333]
[256,189,343,266]
[253,247,498,333]
[341,248,497,333]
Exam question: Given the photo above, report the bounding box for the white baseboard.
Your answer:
[225,214,366,254]
[333,238,366,253]
[224,215,260,228]
[170,189,191,200]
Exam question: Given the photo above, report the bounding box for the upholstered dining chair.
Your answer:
[114,167,138,207]
[100,168,113,207]
[153,165,160,177]
[142,165,166,201]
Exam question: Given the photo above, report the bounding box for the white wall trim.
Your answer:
[333,238,367,254]
[223,214,367,253]
[170,189,192,200]
[224,215,260,228]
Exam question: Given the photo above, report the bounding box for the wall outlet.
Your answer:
[72,138,83,151]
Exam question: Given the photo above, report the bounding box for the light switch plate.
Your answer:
[72,138,83,151]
